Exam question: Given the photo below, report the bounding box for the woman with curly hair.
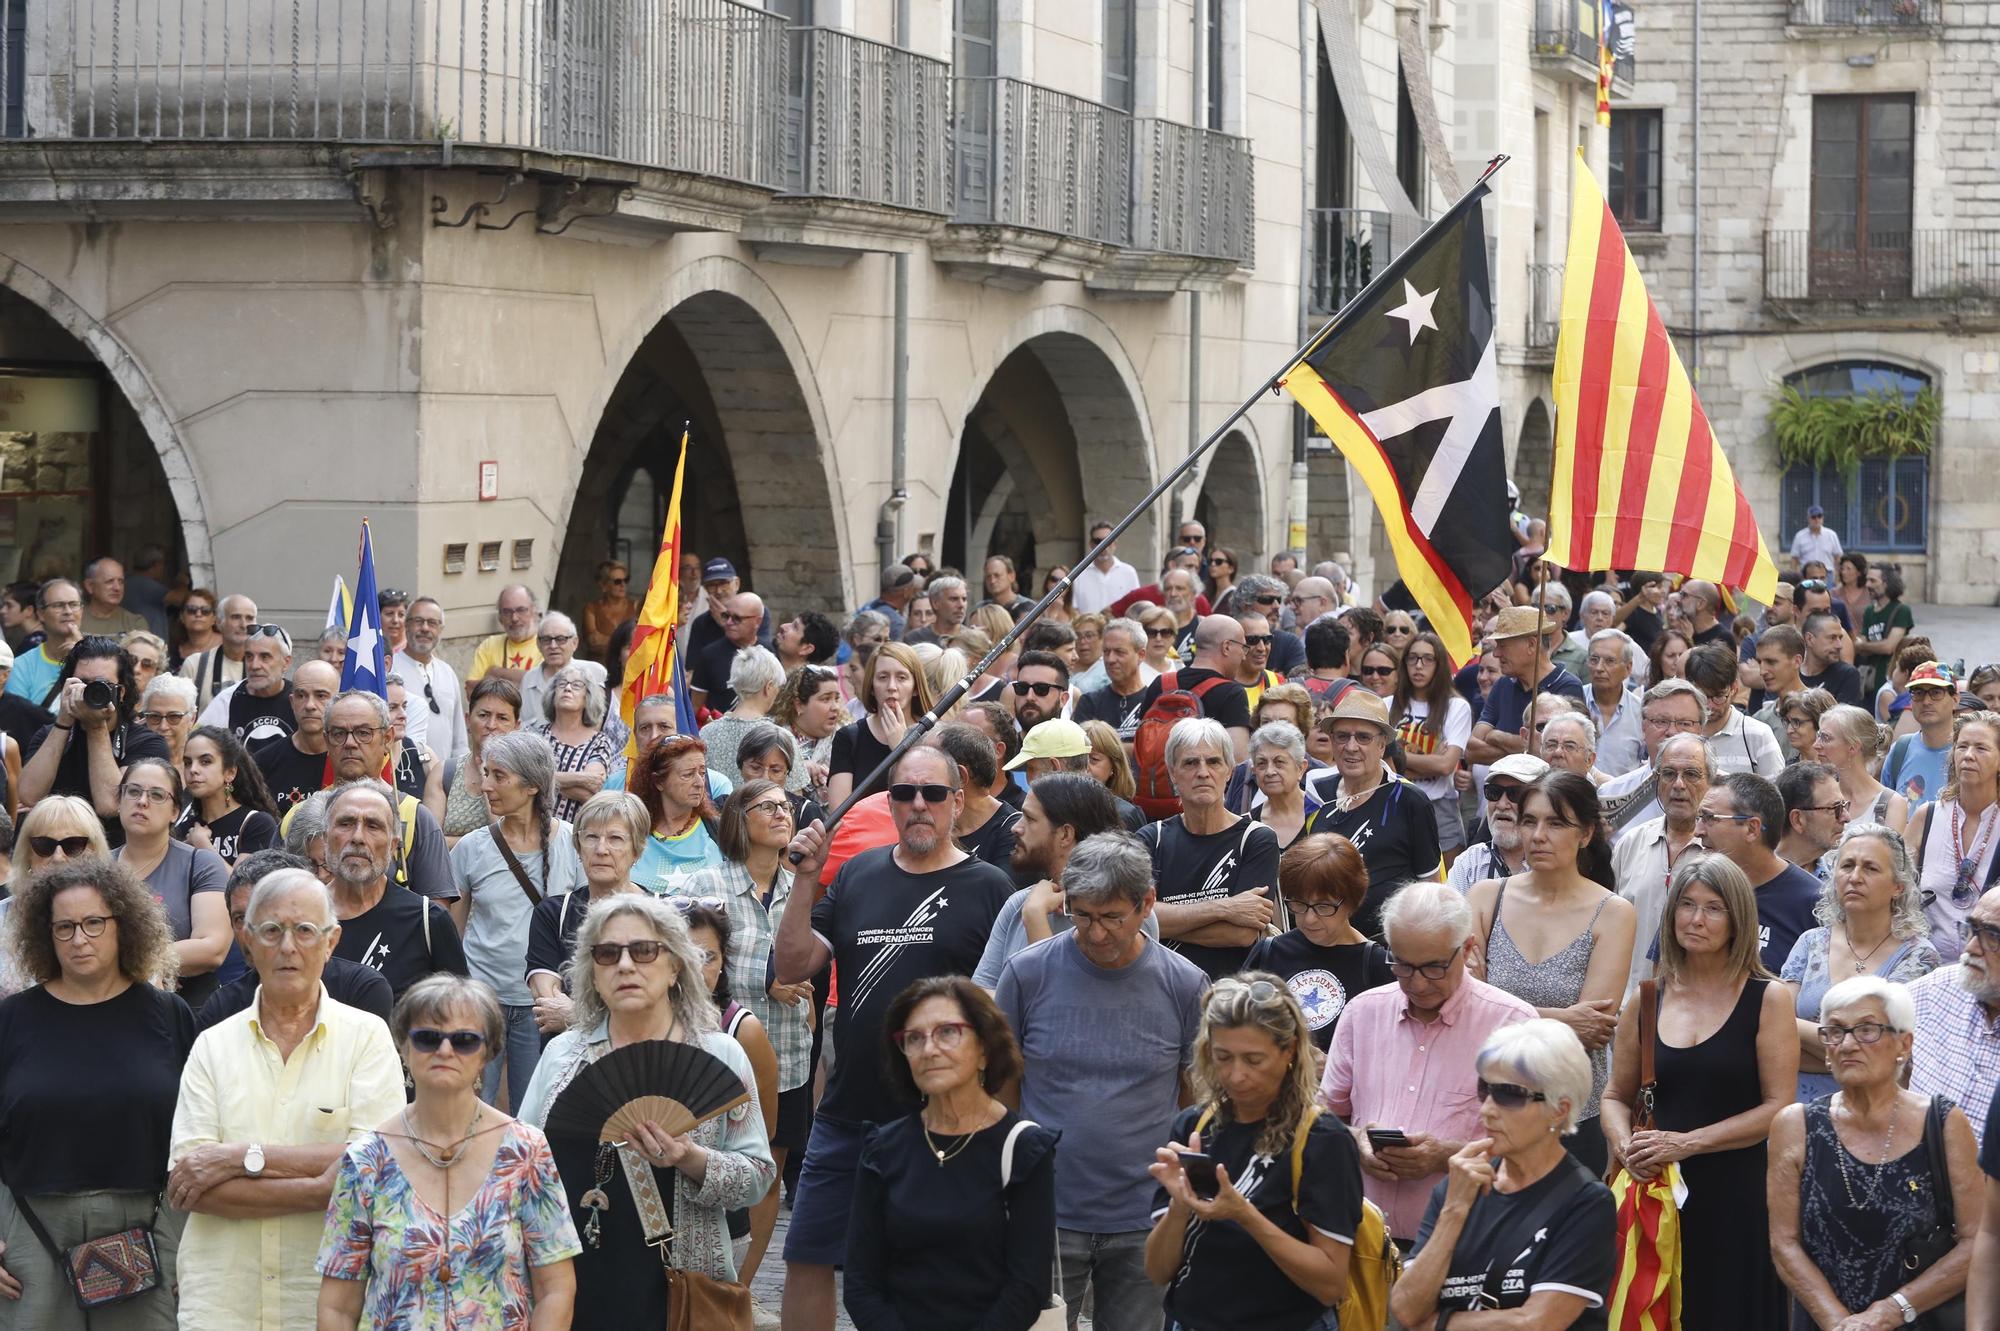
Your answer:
[630,734,724,889]
[1146,973,1363,1331]
[772,664,847,798]
[175,724,280,864]
[0,858,193,1329]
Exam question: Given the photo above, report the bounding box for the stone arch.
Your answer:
[1514,397,1554,528]
[0,256,212,584]
[945,307,1160,583]
[1192,428,1267,567]
[555,260,847,615]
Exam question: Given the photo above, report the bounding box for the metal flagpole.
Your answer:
[794,156,1513,857]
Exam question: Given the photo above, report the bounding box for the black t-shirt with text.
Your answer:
[811,847,1015,1125]
[1306,775,1443,938]
[173,802,280,864]
[1412,1155,1616,1330]
[225,684,295,747]
[1142,815,1282,980]
[252,737,328,815]
[1135,667,1253,736]
[1243,932,1396,1050]
[1072,682,1151,743]
[331,885,469,1000]
[1755,864,1823,975]
[1152,1107,1365,1331]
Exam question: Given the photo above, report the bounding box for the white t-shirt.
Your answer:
[1393,694,1473,800]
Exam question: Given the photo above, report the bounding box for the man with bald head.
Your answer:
[518,609,605,720]
[468,583,541,686]
[179,592,258,713]
[1288,576,1339,631]
[1131,614,1254,761]
[252,659,341,814]
[691,590,766,714]
[1680,579,1734,650]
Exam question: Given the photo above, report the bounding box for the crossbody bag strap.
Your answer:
[1923,1094,1955,1233]
[4,1184,66,1263]
[999,1119,1064,1304]
[490,822,544,906]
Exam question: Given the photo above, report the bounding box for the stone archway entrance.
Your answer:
[1193,430,1266,566]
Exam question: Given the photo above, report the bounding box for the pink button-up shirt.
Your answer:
[1319,973,1536,1238]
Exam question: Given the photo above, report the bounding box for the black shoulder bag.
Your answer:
[1897,1094,1964,1331]
[5,1182,162,1311]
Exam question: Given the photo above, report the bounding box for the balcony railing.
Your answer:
[1765,229,2000,301]
[1131,118,1254,263]
[10,0,789,188]
[1527,263,1563,350]
[1531,0,1632,88]
[785,27,950,213]
[1308,208,1392,316]
[954,76,1132,248]
[1789,0,1941,26]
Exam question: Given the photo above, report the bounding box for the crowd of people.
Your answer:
[0,516,1996,1331]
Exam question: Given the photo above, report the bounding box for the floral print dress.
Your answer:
[317,1119,582,1330]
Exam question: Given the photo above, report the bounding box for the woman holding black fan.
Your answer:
[518,894,775,1330]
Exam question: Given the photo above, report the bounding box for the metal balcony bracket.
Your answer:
[431,172,525,229]
[536,180,636,236]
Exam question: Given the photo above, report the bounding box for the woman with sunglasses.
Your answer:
[1357,645,1400,701]
[0,859,192,1330]
[1812,704,1907,835]
[1146,973,1361,1331]
[176,724,281,865]
[170,587,220,669]
[774,664,847,800]
[1779,823,1938,1104]
[1391,630,1474,862]
[1600,855,1797,1331]
[519,895,775,1331]
[0,797,107,998]
[1768,975,1981,1331]
[1903,710,2000,961]
[1205,546,1240,615]
[1389,1019,1616,1331]
[114,755,231,1008]
[1245,834,1392,1051]
[1139,605,1181,674]
[846,975,1056,1331]
[317,973,580,1330]
[827,642,934,809]
[1466,773,1635,1174]
[583,560,637,663]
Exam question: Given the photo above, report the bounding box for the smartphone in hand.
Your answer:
[1176,1151,1222,1200]
[1366,1128,1411,1151]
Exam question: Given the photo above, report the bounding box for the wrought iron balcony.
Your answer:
[1131,119,1255,265]
[1788,0,1941,27]
[784,27,950,214]
[1527,263,1564,352]
[953,76,1133,249]
[10,0,790,188]
[1765,229,2000,303]
[1531,0,1633,92]
[1307,208,1392,316]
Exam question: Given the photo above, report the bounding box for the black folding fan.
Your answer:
[544,1040,750,1143]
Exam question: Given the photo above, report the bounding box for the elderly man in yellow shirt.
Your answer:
[467,583,543,687]
[167,868,405,1331]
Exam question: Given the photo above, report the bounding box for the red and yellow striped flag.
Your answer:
[1549,153,1778,604]
[619,429,697,757]
[1607,1164,1684,1331]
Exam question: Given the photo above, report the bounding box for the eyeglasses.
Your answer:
[537,633,577,646]
[30,835,94,857]
[1359,665,1395,678]
[250,920,329,948]
[1694,810,1754,826]
[120,783,174,805]
[1284,898,1346,919]
[1817,1021,1894,1047]
[408,614,444,630]
[668,897,726,914]
[1243,634,1273,647]
[892,1021,971,1052]
[1405,652,1437,666]
[1654,764,1706,787]
[888,782,952,804]
[1388,953,1458,980]
[1803,801,1851,817]
[408,1028,487,1055]
[1541,740,1588,758]
[1482,781,1526,805]
[744,799,792,821]
[1674,898,1730,920]
[1327,728,1381,747]
[326,725,383,746]
[137,710,191,726]
[52,915,111,941]
[1477,1079,1549,1109]
[1959,918,2000,951]
[592,940,666,966]
[40,599,80,612]
[1011,681,1063,698]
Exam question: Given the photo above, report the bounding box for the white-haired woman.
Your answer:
[1813,704,1907,835]
[1770,976,1982,1331]
[529,663,614,823]
[517,894,774,1331]
[1248,720,1321,850]
[1146,973,1361,1331]
[449,730,586,1110]
[1780,822,1939,1103]
[698,645,786,784]
[1389,1019,1618,1331]
[136,672,198,770]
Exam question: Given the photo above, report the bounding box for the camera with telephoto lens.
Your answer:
[80,679,116,711]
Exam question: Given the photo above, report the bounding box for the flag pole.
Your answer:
[792,157,1512,858]
[1525,560,1550,751]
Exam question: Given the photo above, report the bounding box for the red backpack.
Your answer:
[1131,671,1230,820]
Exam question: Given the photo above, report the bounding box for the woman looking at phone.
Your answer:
[1146,973,1363,1331]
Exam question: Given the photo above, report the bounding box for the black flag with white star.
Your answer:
[1280,180,1515,665]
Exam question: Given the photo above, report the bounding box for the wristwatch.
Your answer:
[243,1144,266,1177]
[1890,1292,1917,1324]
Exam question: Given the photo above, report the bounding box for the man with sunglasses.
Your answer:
[322,779,466,1001]
[1007,649,1074,737]
[199,621,296,746]
[1775,761,1849,877]
[1321,881,1535,1248]
[1071,521,1140,614]
[391,596,467,777]
[1446,753,1550,892]
[176,592,258,714]
[690,590,765,715]
[1228,574,1306,674]
[167,867,405,1331]
[773,746,1014,1331]
[193,849,394,1033]
[1909,886,2000,1148]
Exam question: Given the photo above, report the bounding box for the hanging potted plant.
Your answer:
[1768,382,1941,474]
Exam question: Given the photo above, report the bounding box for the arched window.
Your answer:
[1778,361,1929,554]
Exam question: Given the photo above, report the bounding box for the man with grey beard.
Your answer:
[1445,753,1549,891]
[1910,883,2000,1147]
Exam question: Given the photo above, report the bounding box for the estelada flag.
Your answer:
[619,429,700,758]
[1548,152,1778,604]
[1280,179,1516,666]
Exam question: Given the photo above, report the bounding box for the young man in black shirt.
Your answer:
[19,635,171,845]
[196,849,394,1032]
[1799,609,1866,709]
[323,780,466,1001]
[773,745,1016,1331]
[253,660,339,815]
[1132,615,1254,761]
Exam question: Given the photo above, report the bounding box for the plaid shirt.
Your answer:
[1909,964,2000,1147]
[673,861,813,1091]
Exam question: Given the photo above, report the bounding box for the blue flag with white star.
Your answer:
[341,520,388,698]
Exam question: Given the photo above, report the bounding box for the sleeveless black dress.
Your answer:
[1652,978,1786,1330]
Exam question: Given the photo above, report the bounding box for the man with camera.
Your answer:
[18,634,171,843]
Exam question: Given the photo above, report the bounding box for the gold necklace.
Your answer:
[921,1104,990,1166]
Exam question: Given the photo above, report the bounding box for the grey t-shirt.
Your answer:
[448,821,586,1004]
[995,934,1207,1232]
[123,840,228,941]
[972,885,1158,989]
